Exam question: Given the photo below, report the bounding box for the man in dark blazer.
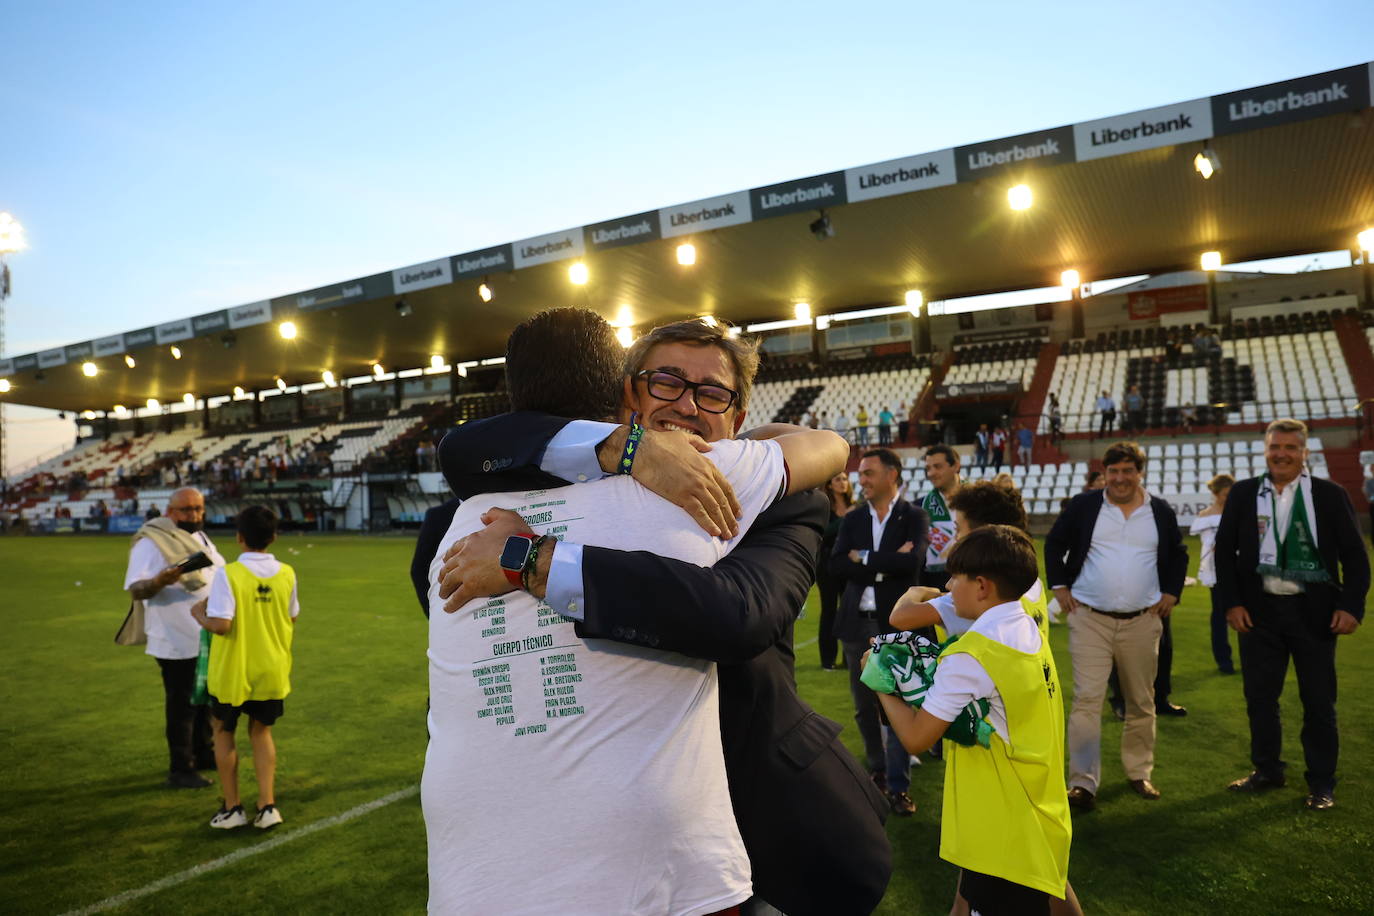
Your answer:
[830,447,929,816]
[410,497,460,616]
[433,319,892,916]
[1045,440,1187,810]
[1215,419,1368,811]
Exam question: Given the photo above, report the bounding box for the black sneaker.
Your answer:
[167,770,212,789]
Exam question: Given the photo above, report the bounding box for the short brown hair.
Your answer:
[924,444,959,467]
[1265,418,1309,442]
[945,525,1039,601]
[1207,473,1235,495]
[949,480,1028,532]
[1102,440,1146,471]
[506,308,622,420]
[623,319,761,412]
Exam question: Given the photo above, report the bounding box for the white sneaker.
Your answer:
[254,804,283,830]
[210,805,248,829]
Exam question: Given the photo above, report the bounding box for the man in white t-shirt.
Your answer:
[123,487,225,788]
[424,309,847,915]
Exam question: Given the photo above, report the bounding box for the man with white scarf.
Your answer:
[1215,419,1368,811]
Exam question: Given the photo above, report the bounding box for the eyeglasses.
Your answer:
[634,369,739,415]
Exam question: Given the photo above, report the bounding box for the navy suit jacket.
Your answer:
[411,498,461,617]
[829,498,929,641]
[438,411,892,916]
[1214,475,1368,624]
[1044,490,1188,599]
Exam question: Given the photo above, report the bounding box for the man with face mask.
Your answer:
[123,486,226,787]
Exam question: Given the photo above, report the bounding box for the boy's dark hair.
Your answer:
[1102,440,1146,470]
[861,448,902,473]
[949,480,1028,533]
[924,444,959,467]
[623,318,761,411]
[945,525,1038,601]
[236,505,278,551]
[505,308,622,420]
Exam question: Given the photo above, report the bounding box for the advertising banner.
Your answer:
[452,243,515,278]
[155,319,193,344]
[93,335,124,357]
[123,327,156,348]
[659,191,753,238]
[13,353,38,371]
[1073,98,1213,162]
[952,326,1049,346]
[1128,284,1209,320]
[586,210,661,252]
[955,125,1075,182]
[750,171,847,220]
[38,348,68,369]
[0,358,12,377]
[108,515,144,534]
[192,310,229,335]
[228,301,272,330]
[1154,491,1211,524]
[936,379,1022,398]
[392,257,453,294]
[512,227,585,269]
[1211,64,1370,136]
[64,341,93,362]
[845,149,957,203]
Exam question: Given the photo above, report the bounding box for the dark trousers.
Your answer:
[156,657,213,774]
[1209,586,1235,671]
[878,424,891,445]
[842,631,911,794]
[897,420,910,443]
[1367,505,1374,549]
[991,448,1004,472]
[1110,613,1174,706]
[1238,594,1339,792]
[817,575,841,669]
[1099,412,1115,436]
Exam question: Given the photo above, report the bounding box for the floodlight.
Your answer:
[677,243,697,265]
[1061,269,1081,290]
[0,212,27,254]
[322,370,335,386]
[183,393,195,406]
[146,398,160,411]
[82,410,97,420]
[794,302,812,322]
[276,377,287,391]
[278,321,298,339]
[430,354,444,370]
[616,327,634,348]
[1358,228,1374,254]
[124,354,136,368]
[81,361,98,377]
[1193,146,1219,180]
[373,363,385,377]
[1201,251,1223,271]
[905,289,924,315]
[0,379,10,393]
[169,346,182,359]
[1007,185,1033,211]
[816,316,831,331]
[478,282,493,302]
[233,386,246,398]
[569,262,589,285]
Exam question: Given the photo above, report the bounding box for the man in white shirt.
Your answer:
[1044,442,1187,811]
[122,487,226,788]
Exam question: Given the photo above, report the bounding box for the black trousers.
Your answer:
[156,657,214,774]
[816,574,841,669]
[1238,594,1339,792]
[1209,586,1234,671]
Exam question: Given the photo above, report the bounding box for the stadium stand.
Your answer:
[943,339,1039,390]
[750,354,933,432]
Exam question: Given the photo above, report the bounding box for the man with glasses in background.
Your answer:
[123,487,226,788]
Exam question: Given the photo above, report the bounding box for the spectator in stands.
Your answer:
[1191,474,1237,675]
[897,401,910,444]
[818,409,831,431]
[1124,384,1145,435]
[855,404,871,447]
[832,448,929,815]
[123,487,226,789]
[1180,402,1198,432]
[1048,393,1063,446]
[989,424,1007,472]
[835,411,852,445]
[817,471,855,670]
[1096,390,1116,437]
[1017,422,1034,467]
[1046,441,1187,811]
[878,405,895,446]
[916,444,962,594]
[1364,466,1374,548]
[145,505,161,520]
[974,424,989,469]
[1216,419,1369,811]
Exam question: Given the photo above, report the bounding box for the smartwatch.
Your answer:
[499,534,538,589]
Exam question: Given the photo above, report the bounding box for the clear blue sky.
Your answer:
[1,0,1368,467]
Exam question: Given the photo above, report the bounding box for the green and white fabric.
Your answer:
[921,486,957,571]
[861,631,995,749]
[1257,472,1330,584]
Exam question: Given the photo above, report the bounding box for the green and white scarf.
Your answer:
[922,484,957,570]
[1256,472,1330,584]
[861,631,995,749]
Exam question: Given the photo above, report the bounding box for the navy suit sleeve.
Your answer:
[411,498,461,617]
[576,490,827,662]
[1329,486,1371,619]
[864,505,928,575]
[1044,499,1076,587]
[1156,500,1188,598]
[1213,482,1246,611]
[438,412,576,499]
[829,510,869,579]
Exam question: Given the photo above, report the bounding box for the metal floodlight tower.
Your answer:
[0,212,29,489]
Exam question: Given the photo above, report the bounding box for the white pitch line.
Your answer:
[794,635,818,650]
[60,784,420,916]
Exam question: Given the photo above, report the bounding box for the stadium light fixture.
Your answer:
[794,302,812,323]
[0,212,27,253]
[1193,146,1219,180]
[905,289,924,316]
[430,354,444,371]
[612,304,634,328]
[816,316,831,331]
[322,370,336,387]
[221,331,237,349]
[276,377,287,391]
[1007,185,1033,211]
[124,354,136,368]
[233,386,245,398]
[182,393,195,406]
[0,379,10,393]
[1200,251,1223,271]
[1061,269,1081,291]
[569,261,589,285]
[112,404,127,417]
[81,361,98,377]
[1358,228,1374,254]
[373,363,386,378]
[478,281,493,303]
[82,409,97,420]
[809,212,834,241]
[616,327,634,348]
[457,364,467,378]
[278,320,298,339]
[169,346,182,359]
[394,298,412,317]
[146,398,159,412]
[677,243,697,266]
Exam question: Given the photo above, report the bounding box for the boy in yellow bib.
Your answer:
[871,526,1070,914]
[191,506,299,831]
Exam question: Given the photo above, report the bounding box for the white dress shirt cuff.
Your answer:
[545,541,586,621]
[540,421,620,483]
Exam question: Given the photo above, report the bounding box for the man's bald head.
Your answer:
[166,488,206,533]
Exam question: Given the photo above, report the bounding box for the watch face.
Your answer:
[499,536,533,571]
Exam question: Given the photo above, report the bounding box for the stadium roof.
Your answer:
[4,62,1372,414]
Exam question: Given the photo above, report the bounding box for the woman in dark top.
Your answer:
[816,471,855,669]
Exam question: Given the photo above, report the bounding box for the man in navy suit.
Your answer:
[831,447,929,816]
[1216,419,1368,811]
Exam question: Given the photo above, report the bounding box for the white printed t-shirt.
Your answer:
[123,531,225,659]
[423,438,784,916]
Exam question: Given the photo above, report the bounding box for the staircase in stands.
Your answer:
[1330,310,1374,509]
[1016,341,1070,465]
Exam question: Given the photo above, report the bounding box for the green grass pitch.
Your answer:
[2,533,1371,914]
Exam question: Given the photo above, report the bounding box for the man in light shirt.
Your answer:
[1045,441,1187,811]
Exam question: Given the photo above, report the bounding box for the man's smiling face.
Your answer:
[622,341,745,443]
